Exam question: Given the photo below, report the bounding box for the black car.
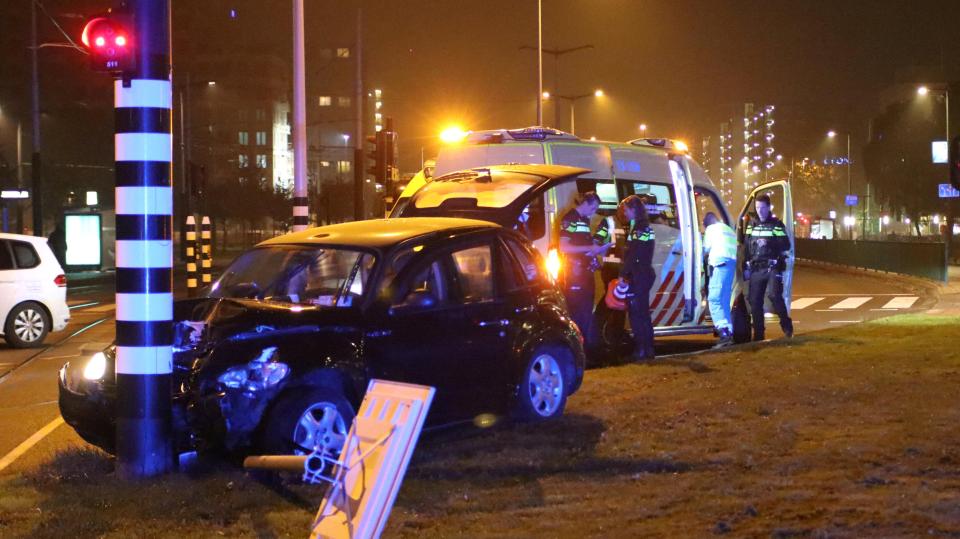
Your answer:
[59,217,585,457]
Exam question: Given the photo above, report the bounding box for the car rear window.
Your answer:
[412,172,540,209]
[10,241,40,269]
[0,242,13,270]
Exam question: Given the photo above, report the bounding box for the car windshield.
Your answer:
[210,245,376,307]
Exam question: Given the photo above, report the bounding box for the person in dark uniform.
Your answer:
[743,193,793,341]
[559,192,611,339]
[618,195,657,360]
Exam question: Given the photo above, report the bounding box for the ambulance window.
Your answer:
[621,182,679,229]
[434,144,545,176]
[694,187,729,232]
[575,180,617,214]
[547,143,612,179]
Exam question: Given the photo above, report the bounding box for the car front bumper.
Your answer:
[58,362,116,453]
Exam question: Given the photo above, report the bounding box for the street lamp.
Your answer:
[827,129,852,237]
[555,89,604,136]
[916,84,950,152]
[639,123,647,136]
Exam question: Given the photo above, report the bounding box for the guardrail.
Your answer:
[795,238,947,282]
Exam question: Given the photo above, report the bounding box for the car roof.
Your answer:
[0,232,48,246]
[259,217,500,249]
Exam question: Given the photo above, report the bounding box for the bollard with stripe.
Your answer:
[185,215,197,296]
[113,0,174,477]
[200,215,212,286]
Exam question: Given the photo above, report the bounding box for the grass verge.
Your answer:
[2,314,959,538]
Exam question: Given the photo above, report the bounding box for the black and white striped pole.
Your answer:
[291,0,309,231]
[185,215,197,297]
[113,0,174,477]
[200,215,212,286]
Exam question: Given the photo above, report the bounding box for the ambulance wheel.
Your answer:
[731,293,752,344]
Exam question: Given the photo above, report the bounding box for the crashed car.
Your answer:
[59,217,585,457]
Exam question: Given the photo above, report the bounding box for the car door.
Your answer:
[365,252,465,423]
[0,241,16,326]
[737,180,796,315]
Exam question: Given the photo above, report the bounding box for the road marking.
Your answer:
[83,303,116,313]
[791,297,824,310]
[69,301,100,310]
[0,416,64,473]
[828,320,861,324]
[881,296,918,309]
[829,297,872,309]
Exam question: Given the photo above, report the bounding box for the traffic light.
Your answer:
[951,136,960,189]
[81,13,135,75]
[366,132,385,182]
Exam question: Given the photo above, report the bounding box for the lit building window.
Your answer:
[320,161,331,167]
[256,154,268,169]
[318,96,331,107]
[238,131,248,145]
[337,160,351,173]
[238,154,249,168]
[338,96,351,107]
[336,47,350,58]
[256,131,267,145]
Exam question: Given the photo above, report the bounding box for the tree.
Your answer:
[791,159,844,219]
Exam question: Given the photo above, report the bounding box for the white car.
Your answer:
[0,233,70,347]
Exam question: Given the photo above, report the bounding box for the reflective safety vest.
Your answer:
[703,222,738,265]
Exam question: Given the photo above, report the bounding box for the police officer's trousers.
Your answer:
[747,266,793,340]
[562,264,595,340]
[627,273,655,358]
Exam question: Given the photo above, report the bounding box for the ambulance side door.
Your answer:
[738,180,795,314]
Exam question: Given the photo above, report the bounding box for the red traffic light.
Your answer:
[81,14,135,74]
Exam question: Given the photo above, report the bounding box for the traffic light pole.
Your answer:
[291,0,309,231]
[114,0,175,478]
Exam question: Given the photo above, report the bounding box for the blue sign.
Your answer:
[845,194,858,206]
[939,183,960,198]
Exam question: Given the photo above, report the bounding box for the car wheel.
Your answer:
[514,344,570,421]
[260,386,355,457]
[4,302,49,348]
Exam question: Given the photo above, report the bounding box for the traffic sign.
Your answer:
[845,194,858,206]
[938,183,960,198]
[0,189,29,199]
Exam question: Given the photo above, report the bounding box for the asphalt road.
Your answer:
[0,263,939,475]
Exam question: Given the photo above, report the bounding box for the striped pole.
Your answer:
[185,215,197,296]
[200,215,212,286]
[292,0,309,231]
[114,0,174,477]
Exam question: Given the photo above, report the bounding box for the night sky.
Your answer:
[1,0,958,174]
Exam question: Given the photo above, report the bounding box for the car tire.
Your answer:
[731,293,751,344]
[514,344,571,421]
[4,302,50,348]
[259,386,355,457]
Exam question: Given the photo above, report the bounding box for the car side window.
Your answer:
[10,241,40,269]
[395,260,448,308]
[502,236,542,285]
[0,242,12,270]
[450,245,495,302]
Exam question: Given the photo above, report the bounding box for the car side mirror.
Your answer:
[389,290,437,315]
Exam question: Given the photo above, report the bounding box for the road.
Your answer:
[0,264,938,475]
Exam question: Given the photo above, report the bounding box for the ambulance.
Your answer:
[392,127,794,351]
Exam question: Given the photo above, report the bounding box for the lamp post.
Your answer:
[639,123,647,136]
[828,130,852,238]
[552,89,603,135]
[918,84,952,267]
[520,44,594,127]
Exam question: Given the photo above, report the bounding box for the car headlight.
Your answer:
[217,347,290,392]
[83,352,107,381]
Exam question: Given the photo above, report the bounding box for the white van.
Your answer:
[0,233,70,347]
[393,127,794,351]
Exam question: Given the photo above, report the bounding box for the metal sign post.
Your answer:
[114,0,175,478]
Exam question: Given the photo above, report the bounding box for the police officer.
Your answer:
[702,212,738,347]
[743,193,793,341]
[619,195,656,360]
[559,192,610,338]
